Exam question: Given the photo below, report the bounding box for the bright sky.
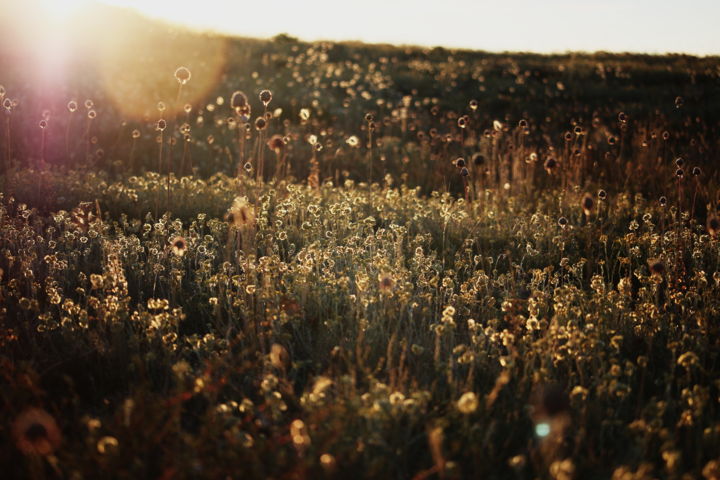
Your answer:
[94,0,719,55]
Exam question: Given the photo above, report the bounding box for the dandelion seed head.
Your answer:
[174,66,191,85]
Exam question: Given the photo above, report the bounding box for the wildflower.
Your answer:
[378,273,394,293]
[290,419,310,447]
[703,460,720,480]
[226,197,255,229]
[259,90,272,106]
[255,117,267,131]
[270,343,290,372]
[174,66,191,85]
[549,459,575,480]
[457,392,478,414]
[169,236,187,257]
[557,217,568,228]
[231,90,248,109]
[67,100,77,113]
[12,408,62,456]
[707,216,720,237]
[156,119,166,131]
[267,134,285,152]
[70,202,97,233]
[544,157,557,174]
[647,258,665,277]
[97,436,119,454]
[455,157,466,168]
[320,453,337,474]
[598,189,607,201]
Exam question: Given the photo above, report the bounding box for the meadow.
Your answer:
[1,9,720,479]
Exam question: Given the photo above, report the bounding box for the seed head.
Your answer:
[170,236,187,257]
[267,134,284,152]
[226,197,255,229]
[259,90,272,106]
[12,408,62,456]
[544,157,557,174]
[648,258,665,277]
[174,66,191,85]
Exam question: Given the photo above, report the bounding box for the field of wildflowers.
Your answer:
[1,14,720,479]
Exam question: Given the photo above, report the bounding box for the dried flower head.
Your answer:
[174,66,191,85]
[378,273,394,293]
[267,134,285,152]
[544,157,557,174]
[231,90,248,109]
[259,90,272,106]
[226,197,256,229]
[457,392,478,414]
[648,258,665,277]
[270,343,290,371]
[170,236,187,257]
[12,408,62,456]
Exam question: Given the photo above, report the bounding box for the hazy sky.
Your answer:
[39,0,720,55]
